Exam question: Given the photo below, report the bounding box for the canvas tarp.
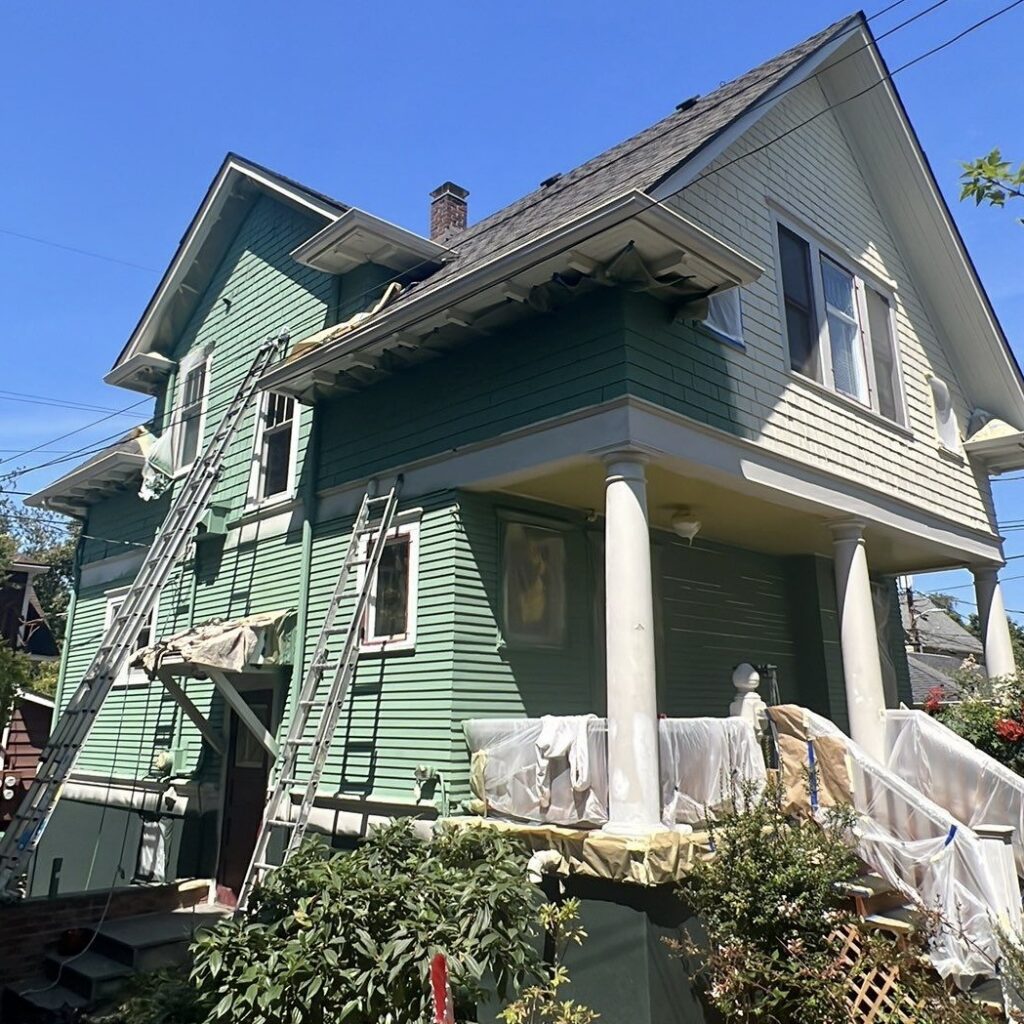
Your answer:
[136,610,295,676]
[768,704,1003,979]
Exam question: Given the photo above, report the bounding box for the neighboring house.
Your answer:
[20,12,1024,1018]
[900,588,985,703]
[0,557,58,831]
[0,556,57,661]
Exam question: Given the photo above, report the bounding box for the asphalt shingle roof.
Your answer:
[397,13,859,312]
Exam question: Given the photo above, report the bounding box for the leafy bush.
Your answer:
[928,662,1024,775]
[86,969,208,1024]
[674,783,991,1023]
[499,900,597,1024]
[190,820,543,1023]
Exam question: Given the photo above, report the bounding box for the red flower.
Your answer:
[994,719,1024,743]
[924,687,945,714]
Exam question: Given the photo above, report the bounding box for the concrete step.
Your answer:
[43,949,134,1003]
[2,978,89,1024]
[91,905,227,971]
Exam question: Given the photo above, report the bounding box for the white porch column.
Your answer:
[973,566,1017,680]
[603,453,663,834]
[829,520,887,762]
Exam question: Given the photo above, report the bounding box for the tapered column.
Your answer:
[974,567,1017,680]
[603,453,663,833]
[830,520,887,761]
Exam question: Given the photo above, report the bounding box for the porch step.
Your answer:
[970,977,1007,1018]
[861,904,919,936]
[43,949,133,1003]
[2,979,89,1023]
[91,905,227,971]
[838,872,910,917]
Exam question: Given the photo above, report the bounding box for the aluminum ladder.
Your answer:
[237,486,400,911]
[0,336,285,896]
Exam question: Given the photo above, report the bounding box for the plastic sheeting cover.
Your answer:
[463,716,609,826]
[886,709,1024,877]
[136,610,295,676]
[660,717,767,825]
[769,704,1003,979]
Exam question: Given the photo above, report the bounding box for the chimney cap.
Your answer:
[430,181,469,201]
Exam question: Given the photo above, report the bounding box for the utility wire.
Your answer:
[0,226,158,273]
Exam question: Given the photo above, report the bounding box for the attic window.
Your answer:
[929,377,962,453]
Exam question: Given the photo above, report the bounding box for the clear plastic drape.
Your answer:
[885,709,1024,877]
[770,705,1003,978]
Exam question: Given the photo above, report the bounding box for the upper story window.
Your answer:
[174,349,210,472]
[776,220,905,425]
[359,519,420,653]
[249,392,297,505]
[703,288,743,345]
[105,589,156,689]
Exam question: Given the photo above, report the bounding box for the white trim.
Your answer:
[104,585,159,689]
[172,347,212,475]
[112,157,342,372]
[357,519,421,654]
[772,208,907,426]
[316,395,1004,566]
[246,392,301,509]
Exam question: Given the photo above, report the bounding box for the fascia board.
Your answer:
[24,450,145,511]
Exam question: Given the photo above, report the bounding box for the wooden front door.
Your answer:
[216,689,273,907]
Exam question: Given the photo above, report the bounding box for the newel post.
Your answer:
[730,663,767,739]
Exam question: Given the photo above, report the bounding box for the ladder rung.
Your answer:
[268,818,296,828]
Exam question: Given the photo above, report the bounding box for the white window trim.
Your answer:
[702,288,745,346]
[172,347,212,477]
[357,517,420,654]
[104,586,159,689]
[771,209,908,427]
[246,393,302,510]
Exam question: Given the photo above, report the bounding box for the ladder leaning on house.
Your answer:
[236,486,400,911]
[0,336,287,897]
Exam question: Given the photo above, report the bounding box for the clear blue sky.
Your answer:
[2,0,1022,618]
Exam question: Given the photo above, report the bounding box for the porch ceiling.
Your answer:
[489,461,979,575]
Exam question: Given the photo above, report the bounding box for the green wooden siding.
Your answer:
[316,289,631,490]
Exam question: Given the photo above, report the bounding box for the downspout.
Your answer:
[52,532,85,727]
[289,407,320,717]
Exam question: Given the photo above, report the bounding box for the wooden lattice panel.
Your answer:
[834,926,923,1023]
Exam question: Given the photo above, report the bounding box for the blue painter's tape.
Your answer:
[944,825,957,846]
[806,740,819,812]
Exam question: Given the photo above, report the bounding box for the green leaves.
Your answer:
[960,147,1024,216]
[179,821,543,1023]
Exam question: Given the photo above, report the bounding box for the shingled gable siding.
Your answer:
[665,77,997,534]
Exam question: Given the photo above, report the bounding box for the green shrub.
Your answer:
[86,969,208,1024]
[190,820,543,1023]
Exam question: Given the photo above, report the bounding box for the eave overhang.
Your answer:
[24,430,153,518]
[291,208,448,275]
[103,351,176,395]
[964,419,1024,474]
[108,155,346,387]
[262,190,763,401]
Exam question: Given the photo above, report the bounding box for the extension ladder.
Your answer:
[237,487,400,910]
[0,336,286,895]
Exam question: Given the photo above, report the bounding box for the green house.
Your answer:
[20,13,1024,1020]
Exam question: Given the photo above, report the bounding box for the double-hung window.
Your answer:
[359,519,420,653]
[250,392,297,504]
[174,350,210,472]
[776,220,905,424]
[105,589,156,688]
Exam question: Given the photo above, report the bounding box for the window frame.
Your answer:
[702,287,745,347]
[499,516,570,650]
[771,210,907,426]
[357,518,421,654]
[247,391,301,509]
[104,586,158,689]
[172,347,212,476]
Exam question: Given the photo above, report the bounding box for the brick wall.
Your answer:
[0,879,208,986]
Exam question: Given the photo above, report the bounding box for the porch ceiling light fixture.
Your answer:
[670,508,702,545]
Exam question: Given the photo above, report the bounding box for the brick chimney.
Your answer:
[430,182,469,240]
